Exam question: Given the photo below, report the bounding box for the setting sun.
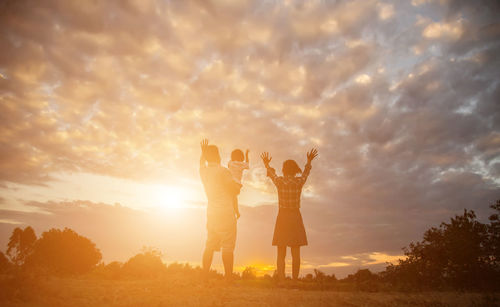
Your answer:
[149,184,188,210]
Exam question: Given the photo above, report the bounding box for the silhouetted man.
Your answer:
[199,139,240,280]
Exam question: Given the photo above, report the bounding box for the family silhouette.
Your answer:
[199,139,318,281]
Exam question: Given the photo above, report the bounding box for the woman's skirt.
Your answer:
[272,207,308,247]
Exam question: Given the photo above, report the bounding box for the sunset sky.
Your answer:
[1,0,499,277]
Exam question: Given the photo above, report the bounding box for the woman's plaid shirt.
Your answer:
[266,163,312,208]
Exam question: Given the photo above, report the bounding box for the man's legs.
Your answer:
[291,246,300,280]
[221,249,234,280]
[202,248,214,274]
[277,246,286,280]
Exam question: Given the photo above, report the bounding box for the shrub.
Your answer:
[92,261,123,279]
[241,266,257,280]
[122,248,166,278]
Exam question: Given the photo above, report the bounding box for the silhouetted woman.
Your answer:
[261,148,318,280]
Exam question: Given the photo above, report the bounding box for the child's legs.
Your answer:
[291,246,300,280]
[232,194,239,217]
[276,246,286,280]
[232,194,238,207]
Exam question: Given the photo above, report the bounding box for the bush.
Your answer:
[241,266,257,280]
[92,261,123,279]
[122,248,166,278]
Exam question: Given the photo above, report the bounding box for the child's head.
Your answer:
[205,145,221,164]
[231,149,245,162]
[282,159,302,177]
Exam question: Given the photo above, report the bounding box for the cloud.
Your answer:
[422,21,463,40]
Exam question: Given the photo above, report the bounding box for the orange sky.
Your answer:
[1,0,499,277]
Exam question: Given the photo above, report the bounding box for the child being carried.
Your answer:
[228,149,249,219]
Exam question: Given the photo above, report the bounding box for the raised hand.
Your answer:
[307,148,318,163]
[200,139,208,153]
[260,152,272,166]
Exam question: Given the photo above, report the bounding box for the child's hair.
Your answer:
[231,149,245,162]
[282,160,302,177]
[205,145,221,163]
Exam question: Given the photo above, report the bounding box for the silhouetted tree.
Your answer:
[26,228,101,275]
[488,200,500,267]
[383,205,500,291]
[0,251,11,273]
[6,226,36,265]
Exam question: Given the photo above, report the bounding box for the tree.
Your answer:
[6,226,36,265]
[383,207,500,290]
[27,228,102,275]
[0,251,11,272]
[488,200,500,267]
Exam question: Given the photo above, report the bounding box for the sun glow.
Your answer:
[236,263,276,277]
[148,184,187,210]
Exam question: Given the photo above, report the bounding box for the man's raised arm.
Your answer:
[200,139,208,171]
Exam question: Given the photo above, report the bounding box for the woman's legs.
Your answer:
[276,245,286,280]
[291,246,300,280]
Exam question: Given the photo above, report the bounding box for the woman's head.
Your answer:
[282,159,302,177]
[205,145,221,164]
[231,149,244,162]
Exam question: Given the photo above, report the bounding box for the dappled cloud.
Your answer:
[1,0,499,276]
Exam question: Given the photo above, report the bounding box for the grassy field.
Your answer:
[1,274,499,307]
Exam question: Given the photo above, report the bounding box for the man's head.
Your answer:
[231,149,244,162]
[282,159,302,177]
[205,145,221,164]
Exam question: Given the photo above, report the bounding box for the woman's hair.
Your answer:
[282,159,302,177]
[231,149,244,162]
[205,145,221,163]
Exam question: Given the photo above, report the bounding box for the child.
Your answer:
[228,149,249,219]
[260,148,318,281]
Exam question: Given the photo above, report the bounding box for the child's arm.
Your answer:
[300,148,318,183]
[261,152,280,186]
[222,168,242,219]
[260,152,272,169]
[306,148,318,166]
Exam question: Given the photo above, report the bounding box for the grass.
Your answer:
[1,274,499,306]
